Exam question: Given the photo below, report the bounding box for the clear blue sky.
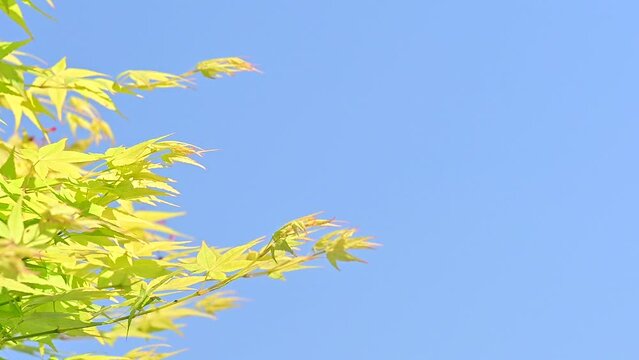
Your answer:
[5,1,639,359]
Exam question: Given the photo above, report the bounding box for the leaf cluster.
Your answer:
[0,2,376,359]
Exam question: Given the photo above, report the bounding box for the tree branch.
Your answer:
[0,243,279,345]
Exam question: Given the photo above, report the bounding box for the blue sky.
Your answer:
[5,0,639,359]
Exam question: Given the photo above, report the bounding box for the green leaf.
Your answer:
[0,39,30,59]
[1,277,41,294]
[0,149,17,179]
[130,259,169,278]
[196,242,217,271]
[0,0,31,36]
[7,198,24,242]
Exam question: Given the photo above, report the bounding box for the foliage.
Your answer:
[0,2,376,359]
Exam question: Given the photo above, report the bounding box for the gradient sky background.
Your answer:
[4,1,639,359]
